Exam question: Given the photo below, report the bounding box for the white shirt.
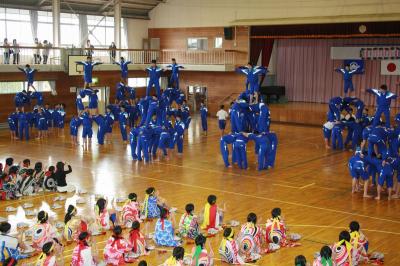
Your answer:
[216,110,229,120]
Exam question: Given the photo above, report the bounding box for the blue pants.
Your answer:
[323,127,332,141]
[257,144,268,171]
[234,141,247,169]
[137,137,150,162]
[373,107,390,128]
[175,134,183,153]
[18,122,29,140]
[331,127,343,150]
[220,139,231,167]
[82,127,93,139]
[130,138,138,160]
[378,169,394,188]
[230,111,242,133]
[344,81,354,94]
[120,124,127,141]
[146,80,161,97]
[350,168,369,180]
[159,133,171,156]
[184,117,191,129]
[266,133,278,168]
[201,117,207,131]
[151,134,160,156]
[367,139,386,158]
[170,75,179,89]
[218,120,226,130]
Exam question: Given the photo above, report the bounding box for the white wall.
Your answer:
[126,19,149,49]
[149,0,400,28]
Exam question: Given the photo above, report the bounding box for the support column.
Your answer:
[114,0,122,51]
[52,0,61,47]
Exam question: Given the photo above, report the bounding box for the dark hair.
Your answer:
[172,58,176,61]
[151,59,157,64]
[48,166,55,172]
[23,159,30,165]
[96,198,106,215]
[339,230,351,242]
[64,205,76,224]
[78,231,89,247]
[195,234,206,248]
[349,221,360,232]
[9,166,18,175]
[345,64,350,67]
[271,208,281,218]
[26,64,30,68]
[34,162,43,172]
[131,221,140,230]
[223,227,233,238]
[145,187,155,195]
[160,208,168,219]
[138,261,147,266]
[5,158,13,166]
[172,246,185,260]
[320,245,332,259]
[56,161,64,172]
[272,236,279,244]
[37,211,48,223]
[380,84,388,90]
[247,212,257,224]
[247,61,252,65]
[294,255,307,266]
[128,193,137,201]
[185,203,194,214]
[113,225,122,236]
[26,169,34,176]
[0,222,11,233]
[207,195,217,205]
[87,56,91,60]
[220,105,224,109]
[42,242,54,254]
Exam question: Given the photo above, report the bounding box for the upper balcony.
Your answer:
[0,46,242,73]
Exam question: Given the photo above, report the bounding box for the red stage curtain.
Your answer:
[250,38,274,66]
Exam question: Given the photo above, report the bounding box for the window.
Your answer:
[0,8,32,45]
[215,37,223,48]
[187,38,208,50]
[0,81,54,94]
[127,77,149,87]
[38,11,53,44]
[87,15,115,48]
[60,13,79,47]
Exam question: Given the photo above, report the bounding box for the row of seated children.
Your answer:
[0,157,74,199]
[8,104,66,141]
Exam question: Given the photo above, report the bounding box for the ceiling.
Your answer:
[1,0,165,19]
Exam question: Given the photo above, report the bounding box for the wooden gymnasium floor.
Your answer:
[1,115,400,265]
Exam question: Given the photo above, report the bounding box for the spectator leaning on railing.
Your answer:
[3,38,11,64]
[34,38,42,64]
[42,40,52,65]
[85,39,94,56]
[109,41,116,63]
[11,39,20,64]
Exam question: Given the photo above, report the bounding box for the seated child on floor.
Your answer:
[103,226,132,265]
[154,208,180,247]
[312,245,332,266]
[331,231,356,266]
[190,234,214,266]
[31,211,62,253]
[64,205,90,243]
[43,166,57,192]
[237,213,264,260]
[35,241,64,266]
[122,193,142,227]
[94,198,117,233]
[141,187,168,219]
[162,246,185,266]
[71,232,100,266]
[219,227,245,265]
[128,221,150,257]
[201,195,225,233]
[178,203,200,239]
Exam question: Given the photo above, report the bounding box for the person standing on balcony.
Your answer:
[166,58,184,89]
[236,62,268,103]
[114,56,132,83]
[109,42,117,63]
[3,38,10,64]
[33,38,42,64]
[12,39,20,64]
[85,39,94,56]
[75,56,103,88]
[42,40,52,64]
[145,59,164,98]
[17,64,38,92]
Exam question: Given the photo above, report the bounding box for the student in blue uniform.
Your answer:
[116,82,126,103]
[88,89,99,115]
[158,125,172,159]
[36,107,47,139]
[233,132,249,169]
[93,114,107,145]
[137,126,152,163]
[376,153,395,200]
[174,115,185,155]
[17,64,37,92]
[43,104,53,133]
[114,57,131,83]
[76,94,85,112]
[180,100,191,129]
[257,102,270,133]
[145,96,159,126]
[328,96,343,121]
[8,109,19,140]
[128,86,136,104]
[129,126,139,160]
[80,107,93,144]
[75,56,103,87]
[14,90,30,108]
[166,58,184,89]
[331,122,344,150]
[30,91,43,106]
[200,102,208,135]
[335,64,361,96]
[69,115,81,145]
[236,62,267,102]
[245,132,271,171]
[145,60,164,97]
[17,108,29,141]
[119,105,129,143]
[104,106,115,143]
[367,85,397,128]
[265,132,278,168]
[348,148,371,197]
[220,134,236,168]
[367,126,388,158]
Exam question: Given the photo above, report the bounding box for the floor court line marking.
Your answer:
[300,183,315,189]
[289,224,400,236]
[9,154,400,225]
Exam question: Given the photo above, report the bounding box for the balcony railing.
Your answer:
[0,46,238,67]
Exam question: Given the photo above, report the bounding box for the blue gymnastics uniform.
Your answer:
[18,67,36,86]
[331,122,344,150]
[158,127,172,156]
[220,134,236,167]
[248,133,272,171]
[114,59,131,79]
[236,66,267,94]
[14,91,30,107]
[234,133,249,169]
[328,97,343,121]
[69,117,81,137]
[336,68,357,94]
[257,102,270,133]
[119,111,129,141]
[146,66,163,97]
[200,105,208,131]
[17,112,29,140]
[367,127,388,157]
[174,120,185,153]
[145,98,159,126]
[30,91,43,106]
[44,108,53,128]
[367,88,397,128]
[137,126,152,162]
[266,132,278,168]
[93,115,106,145]
[80,112,93,138]
[348,153,369,180]
[378,157,395,188]
[8,112,18,132]
[128,86,135,100]
[116,82,126,101]
[88,93,99,109]
[76,61,102,83]
[129,127,139,160]
[76,96,84,111]
[166,63,184,89]
[104,111,114,133]
[180,105,191,129]
[37,113,47,131]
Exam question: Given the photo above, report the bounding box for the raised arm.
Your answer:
[366,88,380,96]
[75,61,84,65]
[335,68,345,73]
[17,66,24,72]
[113,61,120,66]
[93,62,103,66]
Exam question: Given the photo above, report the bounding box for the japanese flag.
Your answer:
[381,60,400,75]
